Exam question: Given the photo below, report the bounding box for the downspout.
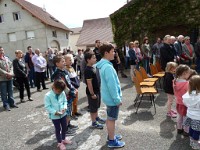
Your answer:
[45,24,48,49]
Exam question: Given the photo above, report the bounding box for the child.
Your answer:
[173,64,191,136]
[64,54,82,118]
[163,62,178,118]
[96,43,125,148]
[84,51,104,129]
[183,75,200,149]
[44,80,72,150]
[51,55,78,136]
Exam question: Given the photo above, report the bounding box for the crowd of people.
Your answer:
[0,34,200,149]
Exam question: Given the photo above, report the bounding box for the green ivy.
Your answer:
[110,0,200,46]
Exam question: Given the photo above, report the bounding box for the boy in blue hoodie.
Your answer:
[96,43,125,148]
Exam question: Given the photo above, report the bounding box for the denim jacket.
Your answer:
[44,90,68,120]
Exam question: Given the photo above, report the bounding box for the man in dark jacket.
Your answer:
[93,40,101,62]
[160,35,176,71]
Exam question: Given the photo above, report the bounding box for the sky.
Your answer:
[26,0,128,28]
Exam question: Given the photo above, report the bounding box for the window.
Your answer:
[26,31,35,39]
[66,33,68,39]
[0,14,4,23]
[52,31,57,37]
[8,33,16,42]
[13,12,21,21]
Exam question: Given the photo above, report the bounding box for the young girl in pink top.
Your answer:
[173,64,191,136]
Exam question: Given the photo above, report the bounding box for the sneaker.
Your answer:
[4,105,11,111]
[62,138,72,144]
[66,128,76,136]
[71,115,78,120]
[96,117,106,124]
[167,112,177,118]
[171,110,177,114]
[74,112,82,116]
[107,139,125,148]
[57,142,66,150]
[10,104,19,108]
[92,121,104,129]
[177,129,183,134]
[68,124,79,130]
[107,134,123,141]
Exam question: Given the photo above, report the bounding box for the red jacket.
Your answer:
[173,79,189,105]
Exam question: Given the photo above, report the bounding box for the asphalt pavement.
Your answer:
[0,70,193,150]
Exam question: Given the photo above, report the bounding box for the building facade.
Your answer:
[0,0,70,59]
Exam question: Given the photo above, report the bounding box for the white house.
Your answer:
[68,27,82,53]
[0,0,70,59]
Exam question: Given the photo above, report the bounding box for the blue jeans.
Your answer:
[196,57,200,73]
[143,58,150,74]
[28,67,35,88]
[0,80,15,108]
[106,106,119,120]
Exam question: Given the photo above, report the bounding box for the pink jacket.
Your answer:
[173,79,189,105]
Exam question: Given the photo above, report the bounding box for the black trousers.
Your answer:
[16,77,31,99]
[35,72,46,90]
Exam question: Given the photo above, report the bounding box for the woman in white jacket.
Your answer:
[183,75,200,150]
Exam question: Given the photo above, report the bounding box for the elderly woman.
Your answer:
[0,47,18,111]
[13,50,33,103]
[182,36,195,66]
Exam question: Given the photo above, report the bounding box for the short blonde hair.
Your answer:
[64,54,74,64]
[15,50,23,55]
[165,62,178,73]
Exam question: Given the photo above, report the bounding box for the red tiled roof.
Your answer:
[14,0,70,31]
[76,17,114,46]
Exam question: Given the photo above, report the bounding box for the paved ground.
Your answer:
[0,70,193,150]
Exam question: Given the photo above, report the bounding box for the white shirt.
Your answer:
[32,54,47,72]
[183,91,200,120]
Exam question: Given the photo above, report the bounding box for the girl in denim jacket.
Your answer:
[44,80,71,150]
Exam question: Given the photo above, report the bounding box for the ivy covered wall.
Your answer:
[110,0,200,46]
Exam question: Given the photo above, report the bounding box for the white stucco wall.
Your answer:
[69,33,80,53]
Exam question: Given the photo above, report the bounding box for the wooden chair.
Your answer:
[134,69,156,87]
[149,63,165,89]
[139,66,158,82]
[155,61,164,73]
[133,76,157,114]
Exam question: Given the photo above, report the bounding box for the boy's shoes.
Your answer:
[107,134,123,141]
[71,115,78,120]
[4,105,11,111]
[96,117,106,124]
[167,111,177,118]
[57,142,66,150]
[177,129,184,134]
[10,104,18,108]
[68,124,79,130]
[107,138,125,148]
[43,88,49,90]
[62,138,72,144]
[66,128,76,136]
[74,112,82,116]
[92,121,104,129]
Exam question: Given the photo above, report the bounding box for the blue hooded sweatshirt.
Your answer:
[96,58,122,106]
